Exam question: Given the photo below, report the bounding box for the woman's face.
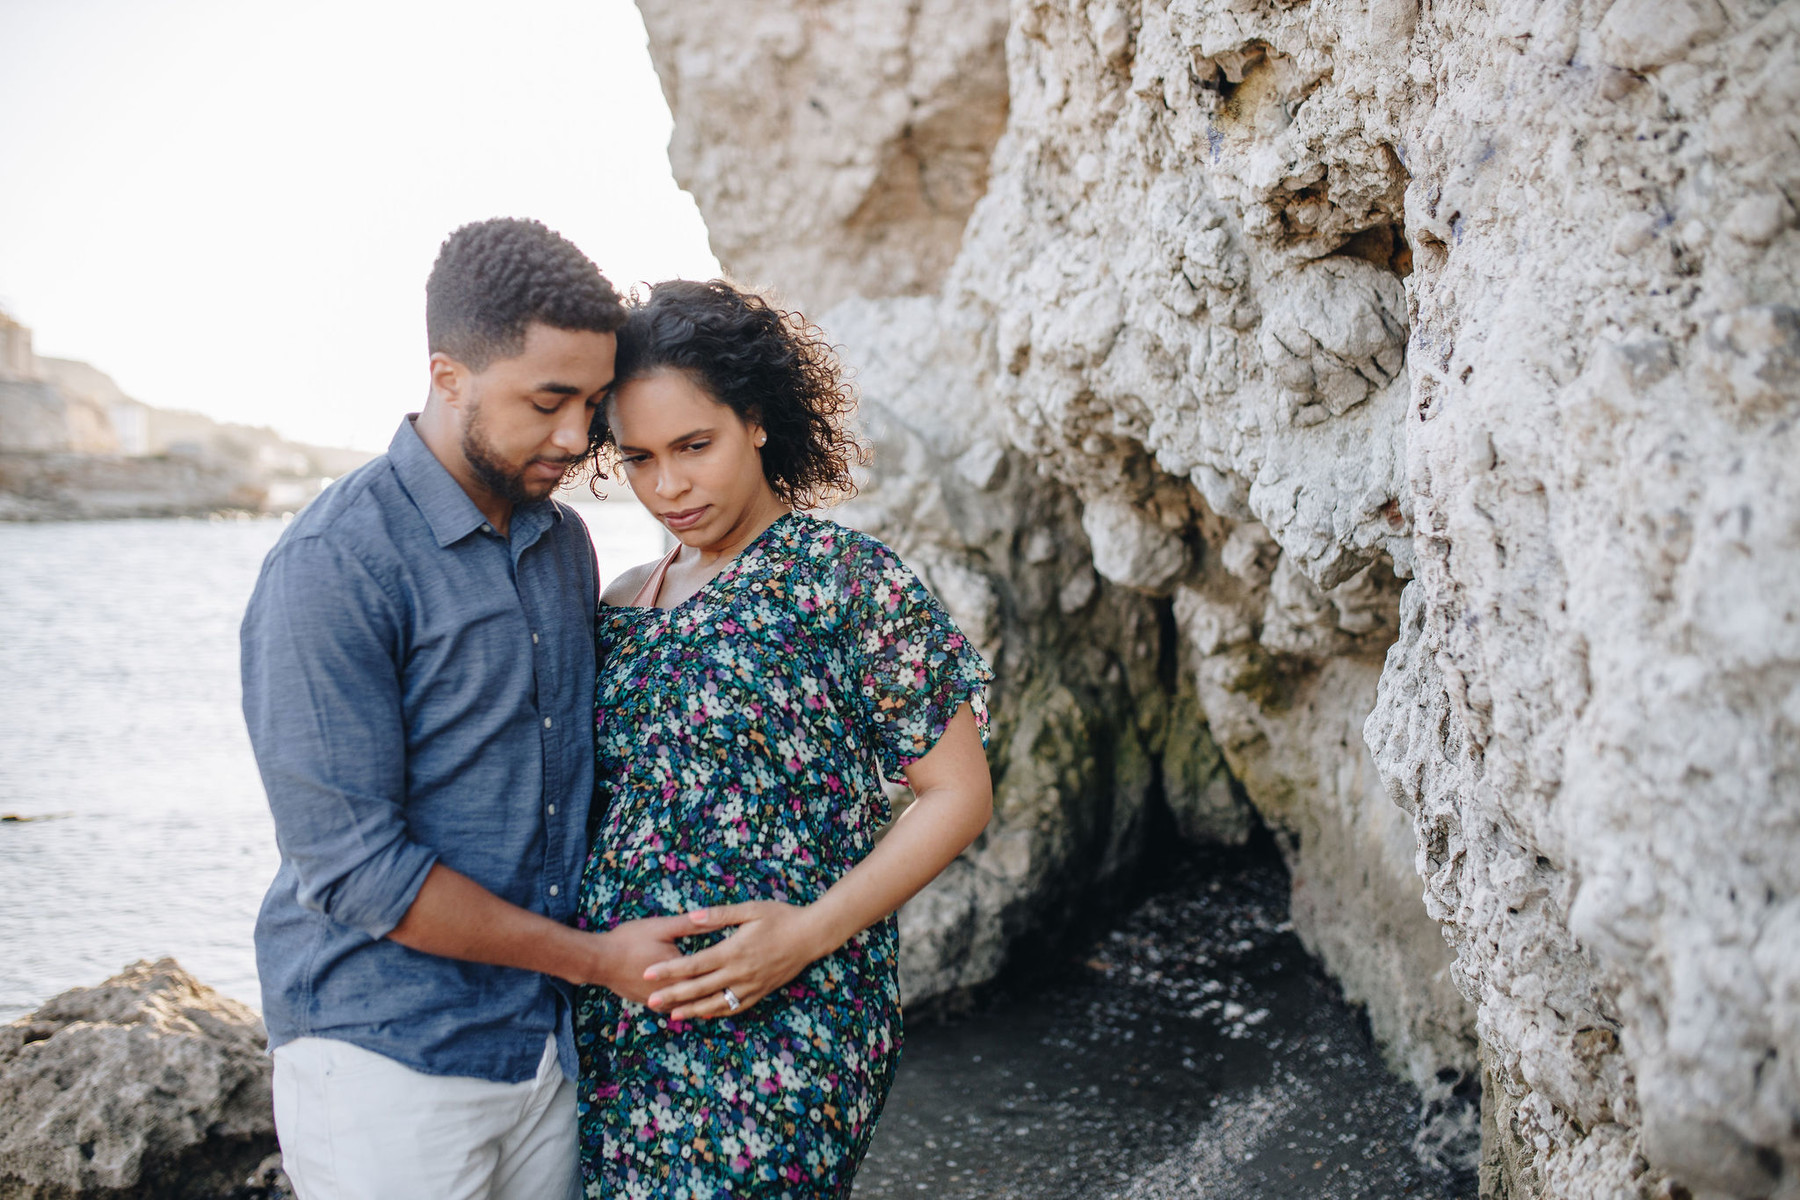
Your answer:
[608,368,781,548]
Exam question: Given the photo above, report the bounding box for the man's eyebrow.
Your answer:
[617,428,716,454]
[534,382,584,396]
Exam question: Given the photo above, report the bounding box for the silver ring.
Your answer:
[722,987,741,1012]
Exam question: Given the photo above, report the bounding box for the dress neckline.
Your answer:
[620,510,799,614]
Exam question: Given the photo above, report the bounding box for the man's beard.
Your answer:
[461,408,577,504]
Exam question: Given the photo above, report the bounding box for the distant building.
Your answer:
[0,307,371,518]
[0,310,36,380]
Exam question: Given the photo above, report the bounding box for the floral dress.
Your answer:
[573,511,991,1199]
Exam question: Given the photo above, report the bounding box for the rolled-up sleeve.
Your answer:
[241,536,438,940]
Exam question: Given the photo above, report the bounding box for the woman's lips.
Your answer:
[662,505,709,531]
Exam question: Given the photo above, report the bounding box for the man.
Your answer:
[241,218,685,1199]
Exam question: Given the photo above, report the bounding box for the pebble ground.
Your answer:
[855,843,1478,1199]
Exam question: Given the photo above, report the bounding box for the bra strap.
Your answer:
[627,543,682,608]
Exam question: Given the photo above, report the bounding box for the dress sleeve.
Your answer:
[838,537,994,779]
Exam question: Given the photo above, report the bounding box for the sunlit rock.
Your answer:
[639,0,1800,1192]
[0,959,276,1200]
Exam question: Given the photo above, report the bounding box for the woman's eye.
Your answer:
[534,403,559,415]
[684,441,711,453]
[621,454,649,466]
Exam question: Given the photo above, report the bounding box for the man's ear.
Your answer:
[429,352,469,409]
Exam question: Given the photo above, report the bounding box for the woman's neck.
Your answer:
[682,492,792,571]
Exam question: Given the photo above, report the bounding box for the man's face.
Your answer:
[453,322,617,504]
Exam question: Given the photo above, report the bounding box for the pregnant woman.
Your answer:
[572,279,994,1198]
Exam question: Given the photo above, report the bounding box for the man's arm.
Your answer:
[240,537,676,1001]
[389,864,685,1001]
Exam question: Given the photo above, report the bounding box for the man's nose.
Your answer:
[551,408,588,454]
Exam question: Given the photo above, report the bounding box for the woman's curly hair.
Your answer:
[588,279,868,509]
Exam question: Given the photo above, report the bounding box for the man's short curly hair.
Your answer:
[590,279,868,509]
[426,218,626,370]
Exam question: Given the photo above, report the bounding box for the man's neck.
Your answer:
[411,410,513,536]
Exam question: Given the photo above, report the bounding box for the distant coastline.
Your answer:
[0,309,371,521]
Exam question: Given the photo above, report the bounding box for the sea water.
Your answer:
[0,499,662,1021]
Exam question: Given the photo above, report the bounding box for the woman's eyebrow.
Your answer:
[617,428,716,454]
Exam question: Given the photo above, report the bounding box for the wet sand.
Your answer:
[856,843,1478,1199]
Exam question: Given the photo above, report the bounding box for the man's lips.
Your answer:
[661,505,709,530]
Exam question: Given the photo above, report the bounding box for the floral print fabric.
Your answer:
[574,511,992,1199]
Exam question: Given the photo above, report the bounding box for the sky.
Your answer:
[0,0,719,452]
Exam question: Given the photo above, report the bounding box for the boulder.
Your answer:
[0,960,276,1200]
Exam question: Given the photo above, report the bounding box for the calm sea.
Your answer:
[0,499,663,1021]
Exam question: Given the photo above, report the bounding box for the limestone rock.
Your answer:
[636,0,1011,315]
[638,0,1800,1192]
[0,959,276,1200]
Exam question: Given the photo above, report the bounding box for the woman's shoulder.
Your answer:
[600,558,661,608]
[779,514,934,629]
[784,512,904,574]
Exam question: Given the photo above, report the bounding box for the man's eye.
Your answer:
[684,441,711,453]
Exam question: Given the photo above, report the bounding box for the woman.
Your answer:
[572,278,994,1198]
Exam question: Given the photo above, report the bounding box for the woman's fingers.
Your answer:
[642,943,726,982]
[648,968,738,1013]
[647,964,741,1010]
[683,901,766,931]
[667,981,762,1022]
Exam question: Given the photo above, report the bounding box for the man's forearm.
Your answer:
[387,863,599,984]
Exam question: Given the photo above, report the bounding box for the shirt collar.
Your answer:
[388,415,557,549]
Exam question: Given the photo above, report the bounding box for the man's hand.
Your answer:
[641,901,829,1020]
[584,915,707,1005]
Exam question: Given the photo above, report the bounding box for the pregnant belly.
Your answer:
[574,846,834,933]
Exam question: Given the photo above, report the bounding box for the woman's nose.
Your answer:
[655,466,687,498]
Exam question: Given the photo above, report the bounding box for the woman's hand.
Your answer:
[644,704,992,1021]
[585,914,705,1006]
[641,901,831,1020]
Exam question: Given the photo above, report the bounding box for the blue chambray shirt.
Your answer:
[241,416,597,1084]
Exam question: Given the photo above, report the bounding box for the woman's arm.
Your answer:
[639,703,992,1019]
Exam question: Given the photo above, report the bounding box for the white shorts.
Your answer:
[270,1033,577,1200]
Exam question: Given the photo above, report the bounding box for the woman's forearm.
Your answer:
[802,774,992,956]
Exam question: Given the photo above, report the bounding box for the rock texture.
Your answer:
[637,0,1799,1195]
[0,959,276,1199]
[637,0,1013,313]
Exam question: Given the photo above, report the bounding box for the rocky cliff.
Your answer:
[0,309,370,520]
[636,1,1799,1196]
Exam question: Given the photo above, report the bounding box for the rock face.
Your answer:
[637,0,1800,1196]
[0,959,276,1200]
[637,0,1013,313]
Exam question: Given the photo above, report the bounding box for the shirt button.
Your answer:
[548,885,560,897]
[532,632,540,644]
[481,523,493,534]
[547,804,557,816]
[543,717,553,729]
